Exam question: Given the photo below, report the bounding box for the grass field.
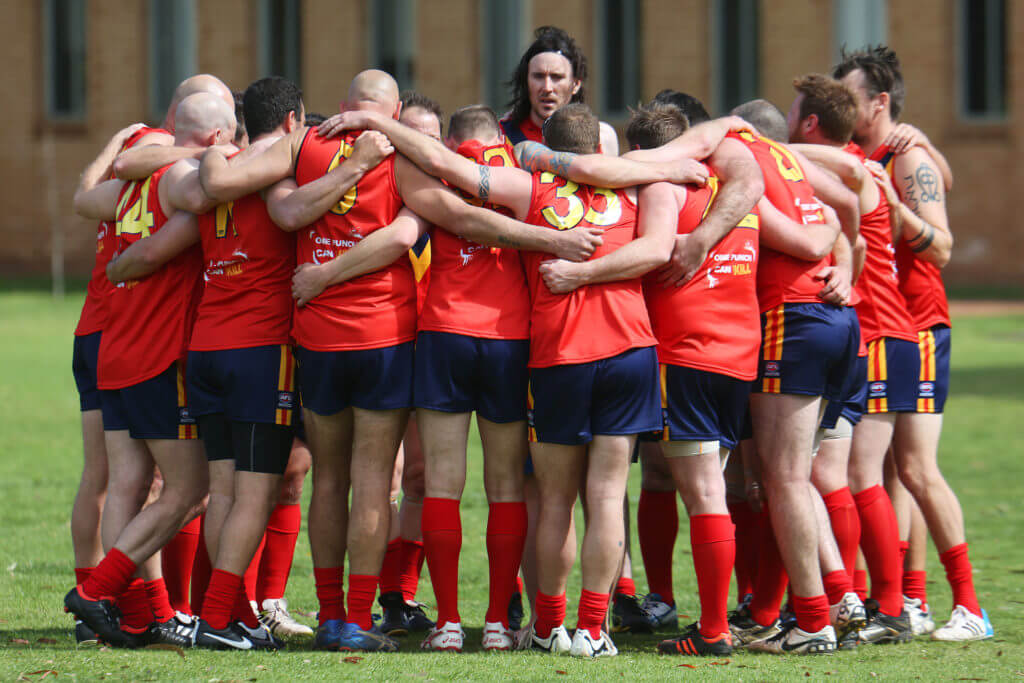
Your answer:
[0,290,1022,680]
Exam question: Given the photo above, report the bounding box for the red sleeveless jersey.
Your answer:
[499,115,543,144]
[732,132,829,312]
[190,158,296,350]
[98,164,203,389]
[522,172,656,368]
[842,142,917,344]
[75,126,170,336]
[292,128,413,350]
[417,139,531,340]
[643,173,762,380]
[869,143,951,330]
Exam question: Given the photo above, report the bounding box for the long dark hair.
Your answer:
[506,26,587,125]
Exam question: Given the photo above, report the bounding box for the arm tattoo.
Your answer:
[477,165,491,200]
[515,141,576,178]
[496,233,522,248]
[915,163,941,203]
[908,220,936,253]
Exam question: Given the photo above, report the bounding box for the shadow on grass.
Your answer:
[951,365,1024,400]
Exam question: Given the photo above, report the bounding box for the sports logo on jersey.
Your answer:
[869,381,887,397]
[277,391,295,410]
[918,381,935,397]
[765,361,780,377]
[179,407,196,424]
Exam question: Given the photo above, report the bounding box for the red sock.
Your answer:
[161,516,201,614]
[190,533,212,616]
[346,574,379,631]
[940,543,981,617]
[690,514,734,638]
[792,593,830,633]
[637,489,677,605]
[853,485,903,616]
[145,578,176,622]
[903,570,927,604]
[81,548,137,601]
[853,569,868,601]
[577,589,610,639]
[118,579,154,633]
[422,497,462,626]
[201,569,242,630]
[534,591,566,638]
[243,535,265,604]
[74,567,93,585]
[485,501,527,625]
[378,538,403,595]
[257,503,301,603]
[728,500,760,598]
[314,566,345,624]
[749,514,788,626]
[614,576,636,597]
[822,570,853,606]
[232,583,260,628]
[823,487,860,578]
[398,539,425,603]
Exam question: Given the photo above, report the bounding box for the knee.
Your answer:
[279,468,307,505]
[897,457,941,498]
[402,458,426,498]
[678,475,725,511]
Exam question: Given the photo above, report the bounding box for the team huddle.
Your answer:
[63,26,991,658]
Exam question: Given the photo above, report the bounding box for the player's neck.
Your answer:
[528,110,546,131]
[861,118,894,157]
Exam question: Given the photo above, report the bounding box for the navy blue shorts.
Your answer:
[296,342,414,415]
[916,325,950,413]
[822,353,867,428]
[528,346,661,445]
[864,336,921,414]
[100,361,198,440]
[72,332,102,412]
[414,331,529,423]
[188,345,298,426]
[656,364,751,452]
[755,303,860,407]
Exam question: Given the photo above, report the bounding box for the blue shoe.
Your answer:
[314,618,345,650]
[338,622,399,652]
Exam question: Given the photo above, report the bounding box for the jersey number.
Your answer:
[326,141,359,215]
[115,178,155,239]
[215,201,237,238]
[538,172,621,230]
[739,131,805,183]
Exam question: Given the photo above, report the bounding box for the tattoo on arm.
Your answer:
[516,141,576,178]
[908,220,936,253]
[496,233,521,248]
[478,165,491,200]
[915,163,941,202]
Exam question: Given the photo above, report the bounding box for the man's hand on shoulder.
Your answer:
[317,111,382,139]
[669,159,709,186]
[349,130,395,173]
[113,123,147,146]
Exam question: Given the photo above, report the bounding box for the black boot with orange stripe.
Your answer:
[657,622,734,656]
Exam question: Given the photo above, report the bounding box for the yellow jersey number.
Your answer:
[739,131,805,183]
[215,201,237,238]
[115,178,155,239]
[538,172,622,230]
[326,141,359,215]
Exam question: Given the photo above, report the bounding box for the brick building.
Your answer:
[7,0,1021,289]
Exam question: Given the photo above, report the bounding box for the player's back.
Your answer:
[643,172,761,380]
[522,172,655,367]
[732,131,829,312]
[292,128,414,351]
[418,138,530,340]
[99,163,203,389]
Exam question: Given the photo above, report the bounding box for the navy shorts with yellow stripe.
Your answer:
[187,345,298,425]
[528,346,661,445]
[72,331,103,412]
[755,303,860,412]
[657,364,751,451]
[864,336,920,413]
[296,342,414,416]
[100,360,197,440]
[821,354,867,428]
[414,331,529,423]
[916,325,950,413]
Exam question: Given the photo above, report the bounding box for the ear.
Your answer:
[875,91,890,116]
[202,129,220,147]
[802,113,818,135]
[284,110,298,133]
[571,79,582,96]
[393,101,403,121]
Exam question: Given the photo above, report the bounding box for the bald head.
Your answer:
[165,74,234,131]
[174,93,237,147]
[731,99,790,143]
[345,70,401,118]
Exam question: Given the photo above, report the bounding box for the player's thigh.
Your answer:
[351,406,408,477]
[303,407,353,481]
[585,434,633,504]
[416,408,472,497]
[892,411,944,482]
[530,441,587,504]
[848,412,897,489]
[749,391,821,483]
[640,441,674,491]
[145,438,207,506]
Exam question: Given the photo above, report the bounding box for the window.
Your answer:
[596,0,641,118]
[959,0,1006,120]
[43,0,86,120]
[369,0,416,91]
[260,0,302,85]
[711,0,759,115]
[149,0,197,121]
[832,0,886,62]
[479,0,527,111]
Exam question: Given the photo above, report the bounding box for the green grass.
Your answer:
[1,291,1022,680]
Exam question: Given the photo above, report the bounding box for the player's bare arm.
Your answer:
[539,181,677,294]
[881,123,954,192]
[291,207,428,307]
[790,143,880,214]
[393,156,601,261]
[198,128,308,202]
[105,210,200,283]
[793,147,860,242]
[321,110,534,217]
[72,123,145,216]
[111,131,184,179]
[264,132,393,232]
[815,233,855,306]
[73,178,125,221]
[623,115,755,164]
[514,140,709,188]
[757,196,841,261]
[656,137,764,286]
[892,146,953,268]
[160,158,219,216]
